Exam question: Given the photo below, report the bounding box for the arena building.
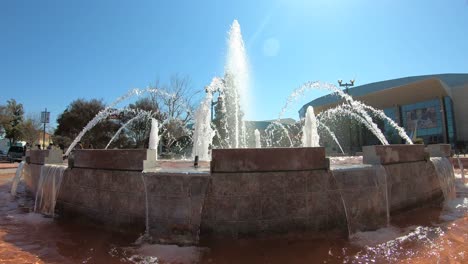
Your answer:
[299,74,468,153]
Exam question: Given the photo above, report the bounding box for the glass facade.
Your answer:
[382,107,401,144]
[371,97,457,145]
[401,99,443,144]
[444,96,456,144]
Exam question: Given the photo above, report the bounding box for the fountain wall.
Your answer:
[22,145,455,244]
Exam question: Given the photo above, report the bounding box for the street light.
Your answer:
[205,86,221,121]
[338,79,355,94]
[40,108,50,149]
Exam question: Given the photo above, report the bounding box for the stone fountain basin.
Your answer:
[22,145,454,245]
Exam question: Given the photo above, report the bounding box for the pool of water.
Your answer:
[0,172,466,263]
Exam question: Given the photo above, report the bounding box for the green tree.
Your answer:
[125,97,164,148]
[1,99,24,144]
[54,99,119,149]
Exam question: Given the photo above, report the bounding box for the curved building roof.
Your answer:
[299,73,468,117]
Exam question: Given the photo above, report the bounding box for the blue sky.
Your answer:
[1,0,467,128]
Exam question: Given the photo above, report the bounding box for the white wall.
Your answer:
[451,83,468,142]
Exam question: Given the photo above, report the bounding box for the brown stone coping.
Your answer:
[211,147,328,172]
[426,144,452,157]
[363,144,427,165]
[72,149,148,171]
[27,150,48,165]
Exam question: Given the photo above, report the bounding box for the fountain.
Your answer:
[192,92,215,161]
[211,20,249,149]
[10,161,26,196]
[302,106,320,147]
[34,164,67,216]
[254,129,261,148]
[9,20,459,260]
[148,118,159,151]
[105,110,152,149]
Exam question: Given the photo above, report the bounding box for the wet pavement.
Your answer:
[0,171,466,263]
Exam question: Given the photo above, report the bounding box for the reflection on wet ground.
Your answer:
[0,172,466,263]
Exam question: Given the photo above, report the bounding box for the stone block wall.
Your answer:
[70,149,157,171]
[201,170,346,238]
[211,147,329,172]
[363,144,427,165]
[56,168,210,245]
[21,145,454,243]
[331,165,388,234]
[362,145,447,212]
[27,149,63,165]
[384,161,442,212]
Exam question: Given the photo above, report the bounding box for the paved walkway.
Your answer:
[0,162,19,169]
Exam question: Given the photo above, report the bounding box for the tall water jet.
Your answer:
[220,20,249,148]
[192,92,215,161]
[148,118,159,152]
[302,106,321,147]
[254,129,261,148]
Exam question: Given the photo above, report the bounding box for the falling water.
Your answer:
[254,129,261,148]
[264,121,294,147]
[222,20,249,148]
[457,156,465,182]
[302,106,321,147]
[320,81,410,144]
[140,174,151,241]
[361,105,413,144]
[10,161,26,196]
[65,88,188,156]
[431,157,456,201]
[284,81,411,144]
[319,106,389,145]
[317,121,344,154]
[34,164,67,216]
[329,171,352,237]
[105,110,152,149]
[192,92,215,161]
[376,165,391,227]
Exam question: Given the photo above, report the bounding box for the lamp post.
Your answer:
[338,79,355,154]
[40,108,50,149]
[338,79,355,94]
[205,86,219,121]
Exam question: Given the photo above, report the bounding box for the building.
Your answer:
[299,73,468,152]
[37,131,53,149]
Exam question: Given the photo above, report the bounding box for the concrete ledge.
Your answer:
[27,149,63,165]
[72,149,149,171]
[426,144,452,157]
[211,147,328,172]
[363,145,427,165]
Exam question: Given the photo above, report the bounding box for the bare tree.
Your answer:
[123,74,201,154]
[21,114,42,147]
[158,74,201,154]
